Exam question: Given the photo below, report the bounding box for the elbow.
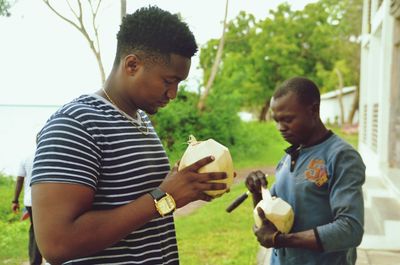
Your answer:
[351,226,364,247]
[39,241,72,265]
[341,221,364,249]
[346,217,364,248]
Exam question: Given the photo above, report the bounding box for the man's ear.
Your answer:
[124,54,142,76]
[310,102,320,117]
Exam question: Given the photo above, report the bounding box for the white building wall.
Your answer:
[320,90,358,125]
[359,0,397,179]
[378,1,395,173]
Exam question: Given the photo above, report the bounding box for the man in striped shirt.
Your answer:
[31,6,227,265]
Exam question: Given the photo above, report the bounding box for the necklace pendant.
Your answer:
[102,88,150,136]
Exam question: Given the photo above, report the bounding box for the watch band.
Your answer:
[149,188,167,201]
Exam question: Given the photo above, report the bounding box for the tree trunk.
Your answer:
[347,86,359,124]
[335,68,345,126]
[121,0,126,21]
[197,0,229,111]
[259,98,270,122]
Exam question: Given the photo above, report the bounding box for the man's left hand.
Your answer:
[253,207,279,248]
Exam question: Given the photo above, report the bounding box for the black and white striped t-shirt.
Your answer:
[31,94,179,265]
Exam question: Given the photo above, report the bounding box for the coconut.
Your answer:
[253,187,294,233]
[178,135,234,197]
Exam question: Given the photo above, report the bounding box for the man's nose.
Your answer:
[277,122,288,132]
[166,86,178,100]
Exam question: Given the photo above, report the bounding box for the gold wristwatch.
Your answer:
[149,188,176,217]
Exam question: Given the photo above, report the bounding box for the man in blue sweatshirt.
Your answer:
[246,77,365,265]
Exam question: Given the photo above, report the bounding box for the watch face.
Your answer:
[158,196,176,215]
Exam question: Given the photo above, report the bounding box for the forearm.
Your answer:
[275,229,322,251]
[34,193,159,264]
[13,177,24,202]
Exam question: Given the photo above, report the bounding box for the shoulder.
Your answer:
[57,95,111,119]
[323,134,365,171]
[323,134,359,157]
[41,95,115,133]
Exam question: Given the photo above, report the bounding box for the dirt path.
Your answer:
[174,166,275,217]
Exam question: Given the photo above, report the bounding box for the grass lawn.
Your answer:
[0,176,29,265]
[327,125,359,149]
[175,184,260,265]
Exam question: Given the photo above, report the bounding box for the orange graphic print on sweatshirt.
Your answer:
[304,159,328,187]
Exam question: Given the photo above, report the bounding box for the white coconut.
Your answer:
[178,135,234,197]
[253,187,294,233]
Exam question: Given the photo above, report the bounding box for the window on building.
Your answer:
[371,103,379,152]
[363,104,368,144]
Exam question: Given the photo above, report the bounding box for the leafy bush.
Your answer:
[152,87,242,163]
[0,174,29,264]
[231,122,288,169]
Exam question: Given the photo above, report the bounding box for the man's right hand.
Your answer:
[245,170,268,207]
[245,170,268,194]
[159,156,228,208]
[11,202,20,213]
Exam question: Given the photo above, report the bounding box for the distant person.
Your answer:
[246,77,365,265]
[31,6,227,265]
[12,152,43,265]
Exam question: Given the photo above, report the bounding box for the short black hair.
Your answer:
[114,6,198,66]
[273,77,320,105]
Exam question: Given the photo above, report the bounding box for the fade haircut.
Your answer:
[114,6,198,67]
[273,77,321,106]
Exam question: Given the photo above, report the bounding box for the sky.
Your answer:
[0,0,318,106]
[0,0,318,175]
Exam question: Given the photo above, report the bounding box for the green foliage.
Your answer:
[152,87,242,163]
[152,86,287,169]
[317,60,352,93]
[0,0,12,16]
[231,122,288,169]
[0,174,29,265]
[199,0,363,118]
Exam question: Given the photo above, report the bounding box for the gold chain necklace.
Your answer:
[102,88,149,135]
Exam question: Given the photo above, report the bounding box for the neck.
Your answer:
[301,120,329,147]
[100,73,138,117]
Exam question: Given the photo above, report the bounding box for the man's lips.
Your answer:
[281,133,292,139]
[158,101,169,107]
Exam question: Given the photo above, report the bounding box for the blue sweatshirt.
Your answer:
[270,132,365,265]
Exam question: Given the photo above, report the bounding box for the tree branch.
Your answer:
[42,0,82,33]
[197,0,229,111]
[43,0,105,84]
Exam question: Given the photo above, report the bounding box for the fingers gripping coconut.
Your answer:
[253,187,294,234]
[178,135,234,197]
[245,171,294,239]
[159,156,227,208]
[159,135,234,208]
[253,208,280,249]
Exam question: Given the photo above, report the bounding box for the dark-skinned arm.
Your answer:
[254,208,322,251]
[12,176,24,213]
[247,171,321,251]
[32,156,227,265]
